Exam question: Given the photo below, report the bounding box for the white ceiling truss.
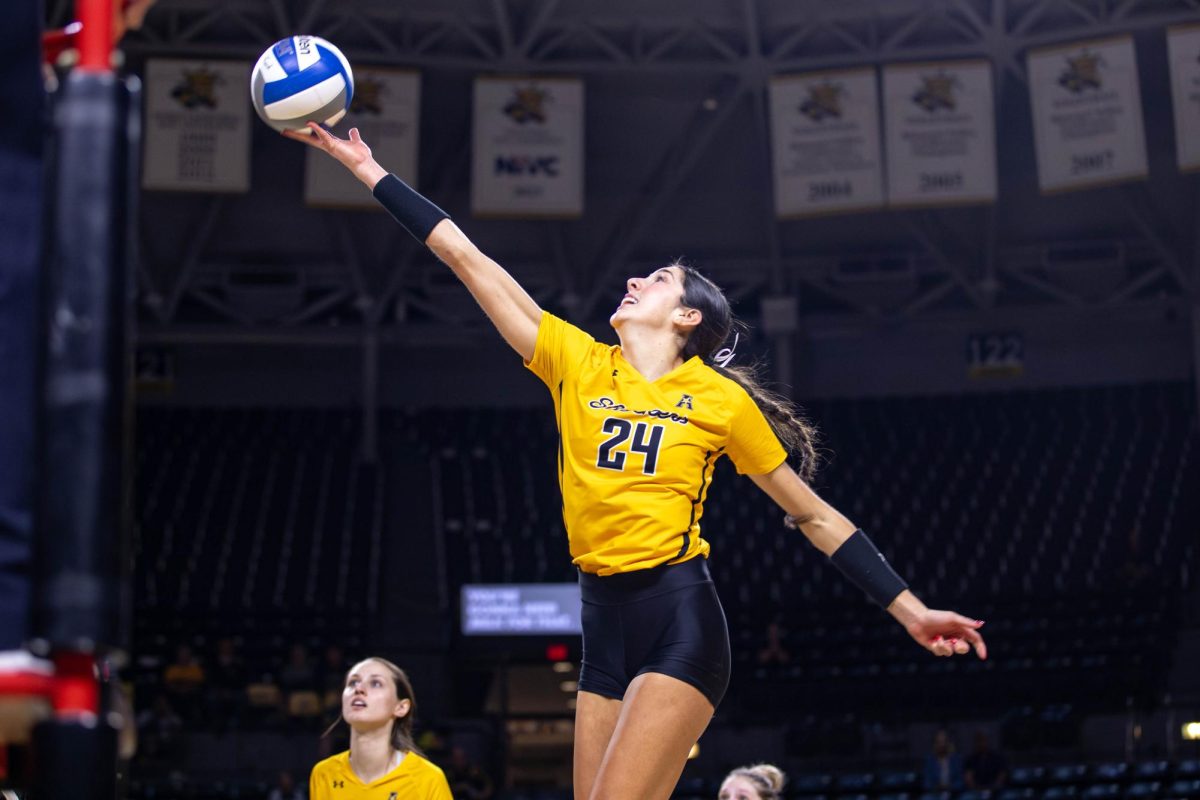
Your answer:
[47,0,1200,347]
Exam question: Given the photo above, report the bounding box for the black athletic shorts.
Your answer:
[577,556,731,709]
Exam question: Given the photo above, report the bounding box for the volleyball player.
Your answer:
[290,123,987,800]
[309,657,451,800]
[718,763,786,800]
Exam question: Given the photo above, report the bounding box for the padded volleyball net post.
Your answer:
[29,0,135,796]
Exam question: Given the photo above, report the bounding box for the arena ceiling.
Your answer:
[46,0,1200,346]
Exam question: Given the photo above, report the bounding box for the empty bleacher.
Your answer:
[124,382,1200,797]
[136,407,383,616]
[419,383,1196,719]
[130,383,1198,721]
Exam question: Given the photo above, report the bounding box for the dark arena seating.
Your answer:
[128,381,1200,799]
[136,408,384,616]
[132,408,377,704]
[426,382,1197,706]
[20,3,1200,799]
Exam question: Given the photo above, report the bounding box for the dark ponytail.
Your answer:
[676,263,820,482]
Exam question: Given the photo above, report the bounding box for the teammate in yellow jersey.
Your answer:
[310,657,451,800]
[292,122,989,800]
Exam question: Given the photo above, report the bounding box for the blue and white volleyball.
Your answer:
[250,35,354,134]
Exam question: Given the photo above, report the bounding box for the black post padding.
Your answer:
[30,719,118,800]
[33,69,137,653]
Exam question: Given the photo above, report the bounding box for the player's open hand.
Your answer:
[905,610,987,659]
[283,123,385,186]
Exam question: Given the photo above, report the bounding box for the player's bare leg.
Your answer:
[585,672,714,800]
[573,690,622,800]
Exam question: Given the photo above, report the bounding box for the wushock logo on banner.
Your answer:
[768,68,885,217]
[304,69,421,208]
[883,59,997,207]
[143,59,251,192]
[472,77,585,217]
[1027,36,1148,193]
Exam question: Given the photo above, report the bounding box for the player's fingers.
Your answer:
[947,612,984,630]
[929,636,950,657]
[349,127,363,144]
[951,638,969,655]
[962,628,988,660]
[308,121,339,148]
[281,128,319,147]
[938,637,962,655]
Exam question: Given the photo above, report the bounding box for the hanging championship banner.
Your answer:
[883,60,997,206]
[305,69,421,207]
[1167,25,1200,172]
[1027,36,1148,192]
[142,59,251,192]
[768,69,885,216]
[471,77,584,217]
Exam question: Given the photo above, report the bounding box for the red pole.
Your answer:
[51,653,99,716]
[76,0,114,72]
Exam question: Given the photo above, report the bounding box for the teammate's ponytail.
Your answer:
[676,264,819,482]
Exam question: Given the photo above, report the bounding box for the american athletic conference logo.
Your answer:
[1058,50,1104,93]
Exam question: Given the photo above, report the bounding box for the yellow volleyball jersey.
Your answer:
[525,312,787,575]
[309,750,452,800]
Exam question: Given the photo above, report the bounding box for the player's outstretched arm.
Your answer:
[749,463,988,660]
[285,123,541,361]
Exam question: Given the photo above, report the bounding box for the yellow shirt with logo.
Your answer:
[309,750,452,800]
[525,312,788,575]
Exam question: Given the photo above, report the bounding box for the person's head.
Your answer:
[610,262,820,480]
[973,730,991,753]
[933,728,954,756]
[335,657,419,753]
[276,771,295,791]
[609,263,730,363]
[719,764,786,800]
